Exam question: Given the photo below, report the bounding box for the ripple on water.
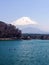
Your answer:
[0,40,49,65]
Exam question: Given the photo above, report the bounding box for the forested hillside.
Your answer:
[0,21,21,39]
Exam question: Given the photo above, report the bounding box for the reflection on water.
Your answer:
[0,40,49,65]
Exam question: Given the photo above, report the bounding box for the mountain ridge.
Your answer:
[11,17,48,34]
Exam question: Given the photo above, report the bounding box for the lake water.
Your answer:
[0,40,49,65]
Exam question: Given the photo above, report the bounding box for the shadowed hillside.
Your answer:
[0,21,22,39]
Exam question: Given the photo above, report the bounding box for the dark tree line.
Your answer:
[22,34,49,40]
[0,21,22,39]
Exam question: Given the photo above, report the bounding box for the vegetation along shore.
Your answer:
[0,21,49,40]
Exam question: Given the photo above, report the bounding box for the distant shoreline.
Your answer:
[0,34,49,40]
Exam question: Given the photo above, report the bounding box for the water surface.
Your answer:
[0,40,49,65]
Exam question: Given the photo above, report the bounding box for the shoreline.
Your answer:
[0,37,49,40]
[0,34,49,40]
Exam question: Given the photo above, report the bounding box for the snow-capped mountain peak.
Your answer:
[10,17,47,34]
[11,17,38,26]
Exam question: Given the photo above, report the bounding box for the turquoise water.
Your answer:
[0,40,49,65]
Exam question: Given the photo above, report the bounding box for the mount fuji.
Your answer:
[11,17,45,34]
[11,17,38,26]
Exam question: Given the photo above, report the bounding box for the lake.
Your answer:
[0,40,49,65]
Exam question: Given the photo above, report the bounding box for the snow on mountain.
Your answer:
[11,17,38,26]
[11,17,45,33]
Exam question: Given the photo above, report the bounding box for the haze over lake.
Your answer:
[0,40,49,65]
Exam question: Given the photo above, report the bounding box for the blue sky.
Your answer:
[0,0,49,32]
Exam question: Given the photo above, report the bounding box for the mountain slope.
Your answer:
[11,17,46,34]
[11,17,38,26]
[22,26,42,33]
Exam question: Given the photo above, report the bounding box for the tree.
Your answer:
[0,21,22,39]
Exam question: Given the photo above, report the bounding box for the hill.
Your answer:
[0,21,21,39]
